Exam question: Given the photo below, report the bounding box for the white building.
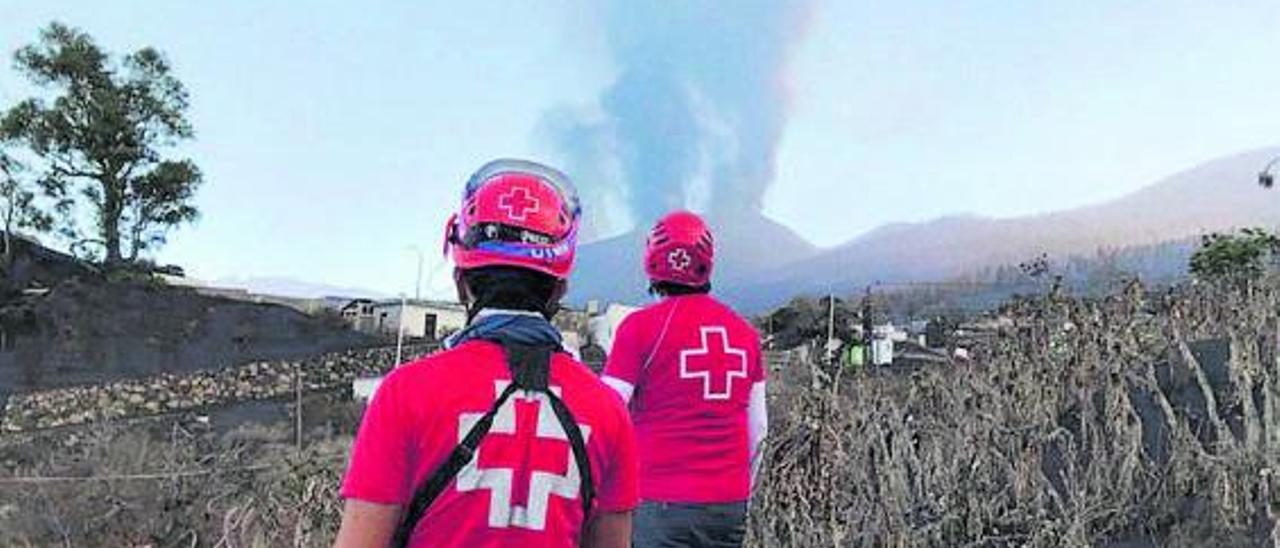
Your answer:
[588,303,639,353]
[869,323,910,366]
[871,338,894,366]
[561,332,583,361]
[874,322,910,343]
[352,377,384,402]
[368,299,468,340]
[340,299,378,333]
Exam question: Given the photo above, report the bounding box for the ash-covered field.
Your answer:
[2,279,1279,547]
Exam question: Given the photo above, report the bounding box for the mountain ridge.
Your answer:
[572,147,1280,312]
[722,146,1280,310]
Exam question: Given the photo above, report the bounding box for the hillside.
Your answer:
[722,147,1280,311]
[0,240,375,398]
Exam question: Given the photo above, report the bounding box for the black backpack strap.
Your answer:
[544,388,596,516]
[501,342,596,517]
[392,380,521,547]
[391,342,595,547]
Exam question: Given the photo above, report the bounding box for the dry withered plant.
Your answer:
[3,279,1280,546]
[0,418,349,547]
[749,278,1280,547]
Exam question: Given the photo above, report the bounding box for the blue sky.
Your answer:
[1,1,1278,299]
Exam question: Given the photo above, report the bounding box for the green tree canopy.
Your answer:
[0,147,53,266]
[1189,227,1280,284]
[763,295,864,350]
[1,22,201,266]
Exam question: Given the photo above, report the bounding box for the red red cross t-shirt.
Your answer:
[341,340,639,547]
[603,294,765,503]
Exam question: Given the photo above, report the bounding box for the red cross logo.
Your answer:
[498,187,541,222]
[668,249,692,271]
[679,326,748,400]
[455,382,590,531]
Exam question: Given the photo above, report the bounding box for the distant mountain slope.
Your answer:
[212,276,388,300]
[570,210,818,305]
[568,148,1279,312]
[725,147,1280,311]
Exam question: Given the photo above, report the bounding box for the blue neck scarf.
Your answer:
[445,309,563,350]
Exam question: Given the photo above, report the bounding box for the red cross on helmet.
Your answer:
[644,210,714,287]
[444,159,582,279]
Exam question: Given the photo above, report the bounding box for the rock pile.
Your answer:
[0,345,435,432]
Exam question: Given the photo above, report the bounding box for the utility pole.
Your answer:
[294,361,303,451]
[826,292,836,366]
[767,314,774,351]
[827,293,835,344]
[395,293,407,367]
[862,285,873,366]
[409,245,424,301]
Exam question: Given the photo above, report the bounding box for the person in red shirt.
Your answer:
[601,211,768,548]
[335,159,638,548]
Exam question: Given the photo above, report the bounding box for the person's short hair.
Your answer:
[649,280,711,297]
[461,266,560,318]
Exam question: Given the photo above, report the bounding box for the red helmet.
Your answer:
[644,210,714,287]
[444,159,581,279]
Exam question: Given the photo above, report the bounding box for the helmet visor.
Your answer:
[463,158,581,218]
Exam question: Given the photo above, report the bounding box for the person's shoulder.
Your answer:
[612,301,663,336]
[553,354,630,417]
[384,341,502,386]
[626,300,668,322]
[554,353,615,394]
[702,295,759,336]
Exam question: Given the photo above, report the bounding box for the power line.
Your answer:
[0,464,274,484]
[0,452,350,485]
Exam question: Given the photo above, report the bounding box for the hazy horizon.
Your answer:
[2,1,1278,298]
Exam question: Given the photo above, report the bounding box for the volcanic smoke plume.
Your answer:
[544,0,812,238]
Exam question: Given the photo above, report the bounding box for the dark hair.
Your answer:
[461,266,560,319]
[649,281,711,297]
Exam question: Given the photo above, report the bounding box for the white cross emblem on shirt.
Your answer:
[454,381,591,531]
[679,326,748,400]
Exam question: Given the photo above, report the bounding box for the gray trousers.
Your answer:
[632,500,748,548]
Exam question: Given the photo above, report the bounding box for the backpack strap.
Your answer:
[542,382,596,519]
[503,342,596,518]
[391,380,520,547]
[391,342,595,547]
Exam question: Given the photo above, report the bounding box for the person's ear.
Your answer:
[453,269,470,306]
[545,279,568,318]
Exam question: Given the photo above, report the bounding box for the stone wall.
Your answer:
[0,345,436,432]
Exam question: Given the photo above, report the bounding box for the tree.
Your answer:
[1189,227,1280,284]
[763,295,863,350]
[0,149,53,267]
[1018,253,1051,279]
[0,22,201,266]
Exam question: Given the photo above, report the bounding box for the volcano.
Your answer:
[569,210,818,305]
[571,147,1280,312]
